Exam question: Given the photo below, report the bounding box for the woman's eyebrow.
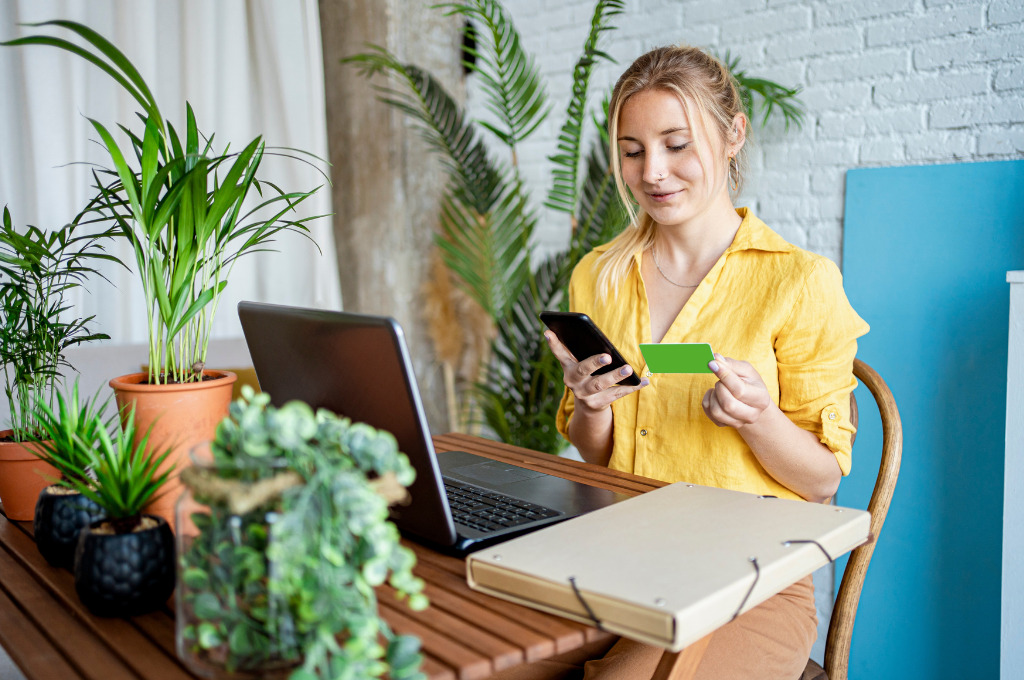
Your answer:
[617,126,690,142]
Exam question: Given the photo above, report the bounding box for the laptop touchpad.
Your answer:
[452,461,546,486]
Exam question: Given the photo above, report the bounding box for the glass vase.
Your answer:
[174,444,302,679]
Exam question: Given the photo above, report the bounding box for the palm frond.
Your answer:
[435,182,533,318]
[722,51,805,131]
[545,0,625,217]
[439,0,550,150]
[342,48,504,213]
[474,265,566,452]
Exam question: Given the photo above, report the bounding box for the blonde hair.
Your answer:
[596,45,749,300]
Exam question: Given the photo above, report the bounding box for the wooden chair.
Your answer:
[654,358,903,680]
[801,358,903,680]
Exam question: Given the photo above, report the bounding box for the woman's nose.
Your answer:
[643,153,666,183]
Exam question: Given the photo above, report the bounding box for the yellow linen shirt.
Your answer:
[556,208,869,501]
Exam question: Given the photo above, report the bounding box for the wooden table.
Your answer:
[0,433,712,680]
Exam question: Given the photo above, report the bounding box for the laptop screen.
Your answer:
[237,301,457,547]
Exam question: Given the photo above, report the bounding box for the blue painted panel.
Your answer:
[841,160,1024,679]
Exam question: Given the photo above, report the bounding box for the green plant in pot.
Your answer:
[0,205,117,520]
[176,387,428,680]
[30,380,111,569]
[62,403,176,617]
[3,20,327,525]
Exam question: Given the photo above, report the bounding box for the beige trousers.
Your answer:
[488,575,817,680]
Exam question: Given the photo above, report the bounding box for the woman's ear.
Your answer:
[729,113,748,154]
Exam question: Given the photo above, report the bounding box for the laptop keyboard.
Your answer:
[444,478,562,533]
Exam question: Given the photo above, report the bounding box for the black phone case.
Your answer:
[540,311,641,386]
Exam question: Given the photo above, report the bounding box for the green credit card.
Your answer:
[639,343,715,373]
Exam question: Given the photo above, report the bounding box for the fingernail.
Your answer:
[708,361,720,373]
[619,366,632,376]
[599,355,611,365]
[640,379,650,387]
[714,353,724,362]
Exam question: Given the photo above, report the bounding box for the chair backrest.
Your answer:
[823,358,903,680]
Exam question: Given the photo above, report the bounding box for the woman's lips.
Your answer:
[647,189,680,202]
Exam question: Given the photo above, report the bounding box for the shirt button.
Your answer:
[640,429,648,436]
[645,370,652,377]
[827,411,837,421]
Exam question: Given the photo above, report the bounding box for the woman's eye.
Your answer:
[669,143,690,152]
[623,149,644,158]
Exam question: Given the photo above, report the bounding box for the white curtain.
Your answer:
[0,0,340,349]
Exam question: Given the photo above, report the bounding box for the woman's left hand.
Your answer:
[701,354,773,428]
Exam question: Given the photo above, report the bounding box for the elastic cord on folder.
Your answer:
[730,556,760,622]
[783,538,834,563]
[568,576,605,631]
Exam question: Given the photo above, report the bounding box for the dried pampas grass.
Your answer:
[422,251,495,433]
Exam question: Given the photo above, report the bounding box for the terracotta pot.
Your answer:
[109,370,237,530]
[0,434,59,521]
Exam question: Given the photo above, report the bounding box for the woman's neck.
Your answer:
[653,198,742,268]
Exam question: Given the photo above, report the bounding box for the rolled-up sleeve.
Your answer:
[774,258,869,475]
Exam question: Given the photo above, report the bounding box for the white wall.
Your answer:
[466,0,1024,266]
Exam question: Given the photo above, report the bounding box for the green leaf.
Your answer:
[440,0,551,149]
[192,592,224,620]
[197,622,223,650]
[545,0,625,215]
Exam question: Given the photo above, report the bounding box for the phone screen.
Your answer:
[540,311,641,386]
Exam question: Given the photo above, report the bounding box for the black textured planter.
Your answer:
[34,486,106,569]
[73,515,175,618]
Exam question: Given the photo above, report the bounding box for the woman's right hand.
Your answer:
[544,331,648,413]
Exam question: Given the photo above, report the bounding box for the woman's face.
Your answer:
[616,88,737,229]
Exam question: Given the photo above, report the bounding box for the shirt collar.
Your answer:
[599,207,794,262]
[725,207,794,254]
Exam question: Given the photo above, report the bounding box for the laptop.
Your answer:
[237,301,628,555]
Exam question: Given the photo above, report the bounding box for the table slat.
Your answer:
[0,578,103,679]
[380,583,524,673]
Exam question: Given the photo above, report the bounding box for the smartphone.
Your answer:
[540,311,641,386]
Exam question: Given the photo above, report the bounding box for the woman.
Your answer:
[544,46,869,679]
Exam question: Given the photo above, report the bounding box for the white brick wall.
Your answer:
[462,0,1024,265]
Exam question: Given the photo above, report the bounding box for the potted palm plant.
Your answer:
[31,380,109,569]
[176,387,427,680]
[3,20,326,525]
[0,205,117,520]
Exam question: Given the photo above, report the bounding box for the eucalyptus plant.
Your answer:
[0,205,117,441]
[346,0,805,453]
[177,388,427,680]
[3,20,326,385]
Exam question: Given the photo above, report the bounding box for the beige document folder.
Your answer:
[466,482,870,651]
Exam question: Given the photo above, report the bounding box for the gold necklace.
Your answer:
[651,246,700,288]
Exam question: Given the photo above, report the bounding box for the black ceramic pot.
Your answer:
[73,514,175,617]
[34,486,105,569]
